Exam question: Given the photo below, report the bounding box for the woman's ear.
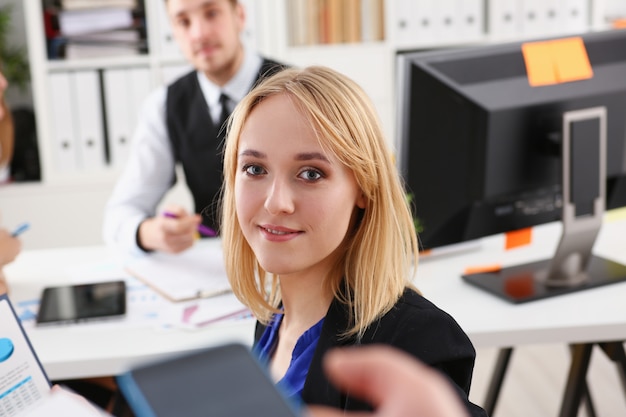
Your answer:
[356,192,366,209]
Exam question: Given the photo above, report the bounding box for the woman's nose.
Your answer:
[264,179,295,215]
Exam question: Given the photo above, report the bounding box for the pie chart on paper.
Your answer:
[0,338,14,362]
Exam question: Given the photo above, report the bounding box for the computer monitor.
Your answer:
[396,29,626,303]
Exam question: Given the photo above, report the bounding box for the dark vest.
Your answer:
[165,58,285,233]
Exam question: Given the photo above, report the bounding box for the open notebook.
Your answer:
[125,240,232,302]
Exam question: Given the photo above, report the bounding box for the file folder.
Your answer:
[73,70,106,171]
[103,68,132,169]
[48,72,79,172]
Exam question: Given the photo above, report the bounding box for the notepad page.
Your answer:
[125,240,232,302]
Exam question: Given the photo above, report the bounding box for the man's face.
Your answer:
[166,0,245,85]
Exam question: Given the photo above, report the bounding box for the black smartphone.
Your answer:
[117,343,302,417]
[36,280,127,325]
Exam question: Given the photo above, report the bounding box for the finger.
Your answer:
[322,346,424,406]
[162,214,200,235]
[162,204,189,218]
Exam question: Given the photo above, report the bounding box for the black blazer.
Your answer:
[254,288,487,416]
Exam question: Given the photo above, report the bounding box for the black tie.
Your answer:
[216,93,230,145]
[219,93,230,128]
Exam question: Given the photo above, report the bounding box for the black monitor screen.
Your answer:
[397,29,626,251]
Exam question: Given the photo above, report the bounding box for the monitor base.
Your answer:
[461,255,626,304]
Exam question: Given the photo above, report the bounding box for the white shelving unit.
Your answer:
[2,0,621,250]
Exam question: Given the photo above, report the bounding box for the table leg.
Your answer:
[559,343,594,417]
[598,341,626,396]
[483,347,513,416]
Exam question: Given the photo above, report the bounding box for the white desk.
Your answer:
[4,217,626,386]
[4,244,256,381]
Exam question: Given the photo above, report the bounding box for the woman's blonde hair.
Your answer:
[221,66,419,338]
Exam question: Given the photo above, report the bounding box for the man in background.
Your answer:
[103,0,284,256]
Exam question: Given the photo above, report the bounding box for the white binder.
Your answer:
[392,0,439,47]
[103,66,151,169]
[72,70,106,171]
[103,68,133,169]
[563,0,589,34]
[488,0,522,41]
[48,72,79,172]
[458,0,485,42]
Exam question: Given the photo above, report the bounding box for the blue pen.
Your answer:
[11,222,30,237]
[162,211,217,237]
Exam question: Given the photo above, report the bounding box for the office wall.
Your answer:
[0,168,193,250]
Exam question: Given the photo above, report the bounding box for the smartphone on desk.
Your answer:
[36,280,127,326]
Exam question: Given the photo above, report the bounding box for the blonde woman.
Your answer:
[221,66,486,416]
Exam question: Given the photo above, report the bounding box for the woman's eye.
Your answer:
[244,164,265,176]
[299,169,323,181]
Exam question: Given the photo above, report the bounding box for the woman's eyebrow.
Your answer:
[295,152,330,163]
[239,149,266,159]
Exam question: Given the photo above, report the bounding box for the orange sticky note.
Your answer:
[464,264,502,275]
[505,227,532,250]
[522,41,557,86]
[612,19,626,29]
[551,37,593,83]
[522,37,593,86]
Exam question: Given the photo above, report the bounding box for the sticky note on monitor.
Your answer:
[522,37,593,86]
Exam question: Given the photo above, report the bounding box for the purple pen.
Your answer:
[197,224,217,237]
[163,211,217,237]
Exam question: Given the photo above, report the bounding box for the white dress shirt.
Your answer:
[103,48,263,255]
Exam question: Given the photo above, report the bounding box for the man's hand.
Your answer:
[307,346,469,417]
[138,206,201,254]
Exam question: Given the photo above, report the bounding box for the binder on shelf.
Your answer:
[458,0,484,41]
[48,72,79,172]
[103,66,151,169]
[392,0,438,46]
[103,68,133,169]
[433,0,458,43]
[72,70,107,171]
[520,0,551,37]
[563,0,589,33]
[488,0,522,40]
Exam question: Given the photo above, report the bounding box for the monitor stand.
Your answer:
[463,107,626,303]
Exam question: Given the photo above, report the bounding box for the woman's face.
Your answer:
[235,93,365,281]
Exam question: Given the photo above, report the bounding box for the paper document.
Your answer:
[177,293,250,329]
[125,240,232,302]
[0,294,51,416]
[25,388,111,417]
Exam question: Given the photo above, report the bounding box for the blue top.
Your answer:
[254,312,324,404]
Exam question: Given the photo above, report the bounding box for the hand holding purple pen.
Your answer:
[163,211,217,237]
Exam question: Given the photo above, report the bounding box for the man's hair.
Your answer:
[220,66,419,339]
